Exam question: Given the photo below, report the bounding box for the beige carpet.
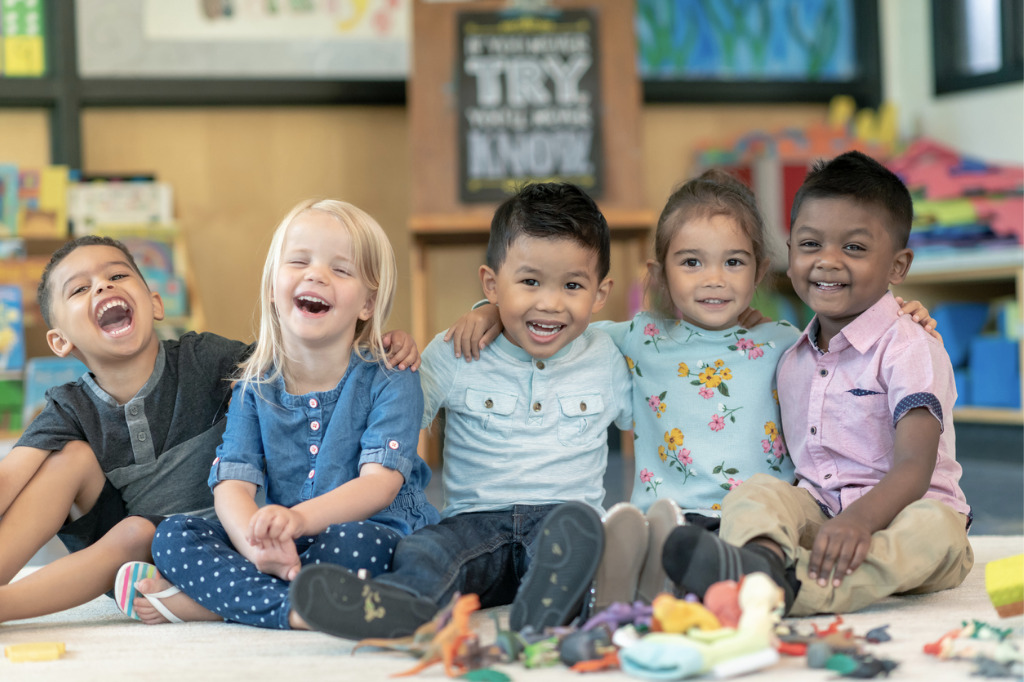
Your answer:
[1,536,1021,682]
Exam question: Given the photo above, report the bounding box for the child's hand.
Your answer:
[807,515,873,587]
[738,306,772,328]
[895,296,942,342]
[248,504,304,545]
[383,330,421,371]
[444,303,503,361]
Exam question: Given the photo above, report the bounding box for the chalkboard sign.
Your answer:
[456,10,604,203]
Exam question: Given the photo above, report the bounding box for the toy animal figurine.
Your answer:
[580,601,653,632]
[703,579,741,628]
[619,572,785,679]
[650,594,720,633]
[559,627,614,667]
[351,593,481,678]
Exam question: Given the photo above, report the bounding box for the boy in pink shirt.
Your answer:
[661,151,973,615]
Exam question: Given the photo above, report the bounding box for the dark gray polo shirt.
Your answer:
[18,332,251,518]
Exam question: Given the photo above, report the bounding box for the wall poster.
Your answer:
[457,10,603,204]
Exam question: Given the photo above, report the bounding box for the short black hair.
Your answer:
[37,235,147,327]
[486,182,610,280]
[790,150,914,248]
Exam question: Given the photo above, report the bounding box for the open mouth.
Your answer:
[814,282,846,290]
[698,298,729,305]
[295,295,331,315]
[96,299,134,336]
[527,321,565,338]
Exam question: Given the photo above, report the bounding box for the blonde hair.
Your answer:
[237,198,397,388]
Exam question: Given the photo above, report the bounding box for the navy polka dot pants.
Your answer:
[152,514,401,629]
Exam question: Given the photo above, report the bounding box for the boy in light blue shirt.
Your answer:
[290,182,633,639]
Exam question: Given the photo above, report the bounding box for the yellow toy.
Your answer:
[651,594,720,633]
[4,642,66,662]
[986,554,1024,618]
[620,573,784,679]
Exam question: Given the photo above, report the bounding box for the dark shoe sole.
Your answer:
[289,564,437,640]
[510,501,604,632]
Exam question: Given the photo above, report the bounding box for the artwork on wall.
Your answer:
[76,0,409,79]
[71,0,880,107]
[636,0,881,105]
[456,9,603,203]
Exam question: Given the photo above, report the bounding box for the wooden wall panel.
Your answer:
[81,107,411,344]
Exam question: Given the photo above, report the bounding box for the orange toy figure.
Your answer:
[703,580,742,628]
[391,593,481,678]
[570,650,620,673]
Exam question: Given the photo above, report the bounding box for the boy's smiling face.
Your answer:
[45,245,164,364]
[480,235,611,359]
[788,196,912,346]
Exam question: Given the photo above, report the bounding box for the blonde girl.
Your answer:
[127,199,438,628]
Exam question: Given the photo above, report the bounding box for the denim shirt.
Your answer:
[420,328,633,517]
[209,351,439,535]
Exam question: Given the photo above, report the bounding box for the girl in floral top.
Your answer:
[601,170,798,519]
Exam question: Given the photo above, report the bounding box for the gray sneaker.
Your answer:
[509,501,604,632]
[289,564,438,640]
[637,497,686,603]
[589,502,648,614]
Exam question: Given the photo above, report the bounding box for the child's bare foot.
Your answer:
[253,540,302,581]
[133,572,222,625]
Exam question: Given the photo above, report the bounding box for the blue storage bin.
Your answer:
[932,302,990,368]
[968,336,1021,408]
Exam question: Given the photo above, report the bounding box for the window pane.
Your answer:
[958,0,1003,75]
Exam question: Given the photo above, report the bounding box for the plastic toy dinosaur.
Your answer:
[392,593,481,678]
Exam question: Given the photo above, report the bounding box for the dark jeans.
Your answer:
[376,504,557,609]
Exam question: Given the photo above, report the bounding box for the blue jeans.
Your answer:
[376,504,558,609]
[153,514,401,629]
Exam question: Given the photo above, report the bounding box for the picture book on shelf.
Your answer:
[68,181,173,236]
[21,356,89,427]
[0,285,25,373]
[17,165,69,238]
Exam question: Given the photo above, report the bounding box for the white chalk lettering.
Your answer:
[467,129,593,179]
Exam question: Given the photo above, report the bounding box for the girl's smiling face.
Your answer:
[273,211,375,353]
[656,213,766,331]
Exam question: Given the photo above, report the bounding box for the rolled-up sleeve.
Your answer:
[357,366,424,482]
[208,383,267,492]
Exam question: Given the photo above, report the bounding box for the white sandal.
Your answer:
[114,561,184,624]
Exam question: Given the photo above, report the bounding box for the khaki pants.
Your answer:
[721,474,974,616]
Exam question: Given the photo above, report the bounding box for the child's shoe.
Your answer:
[589,502,648,614]
[289,564,438,640]
[510,501,604,632]
[661,525,799,613]
[637,498,686,603]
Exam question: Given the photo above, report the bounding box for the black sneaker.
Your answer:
[289,564,438,640]
[509,501,604,632]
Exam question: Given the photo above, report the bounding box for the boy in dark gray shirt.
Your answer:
[0,236,249,623]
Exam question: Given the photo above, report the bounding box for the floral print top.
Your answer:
[596,313,800,515]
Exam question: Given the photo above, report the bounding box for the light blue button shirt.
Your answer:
[420,328,633,517]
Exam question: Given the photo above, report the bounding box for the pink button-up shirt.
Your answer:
[777,292,969,517]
